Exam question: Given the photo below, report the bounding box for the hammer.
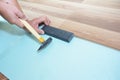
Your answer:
[19,19,52,51]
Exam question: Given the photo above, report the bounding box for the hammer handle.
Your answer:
[19,19,45,43]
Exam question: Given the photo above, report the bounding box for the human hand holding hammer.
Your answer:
[0,0,51,34]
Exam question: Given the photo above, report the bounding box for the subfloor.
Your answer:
[19,0,120,50]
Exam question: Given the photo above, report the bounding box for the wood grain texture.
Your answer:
[0,72,9,80]
[19,0,120,50]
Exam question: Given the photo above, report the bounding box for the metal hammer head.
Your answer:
[37,37,52,51]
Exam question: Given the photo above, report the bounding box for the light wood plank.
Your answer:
[20,0,120,32]
[83,0,120,9]
[19,0,120,50]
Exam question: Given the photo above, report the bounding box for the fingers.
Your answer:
[10,14,51,34]
[15,11,28,28]
[35,16,51,34]
[36,16,51,25]
[14,17,25,28]
[1,12,25,28]
[23,25,45,34]
[35,27,45,34]
[0,2,27,28]
[16,11,28,20]
[27,19,45,34]
[27,16,51,34]
[43,16,51,25]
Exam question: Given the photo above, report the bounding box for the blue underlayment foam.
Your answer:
[0,16,120,80]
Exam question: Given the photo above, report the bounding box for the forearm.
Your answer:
[0,0,22,12]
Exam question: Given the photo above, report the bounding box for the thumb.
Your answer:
[16,10,28,20]
[15,18,24,28]
[15,11,28,28]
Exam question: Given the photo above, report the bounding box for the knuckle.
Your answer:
[41,15,47,19]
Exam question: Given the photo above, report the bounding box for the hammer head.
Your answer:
[37,37,52,51]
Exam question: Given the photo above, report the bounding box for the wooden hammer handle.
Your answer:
[19,19,45,43]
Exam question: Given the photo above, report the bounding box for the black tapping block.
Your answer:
[41,25,74,42]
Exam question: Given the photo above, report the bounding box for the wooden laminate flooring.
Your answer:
[19,0,120,50]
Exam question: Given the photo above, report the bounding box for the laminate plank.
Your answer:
[19,1,120,32]
[19,0,120,50]
[83,0,120,9]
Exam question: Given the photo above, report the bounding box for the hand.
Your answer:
[27,16,51,34]
[0,1,27,28]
